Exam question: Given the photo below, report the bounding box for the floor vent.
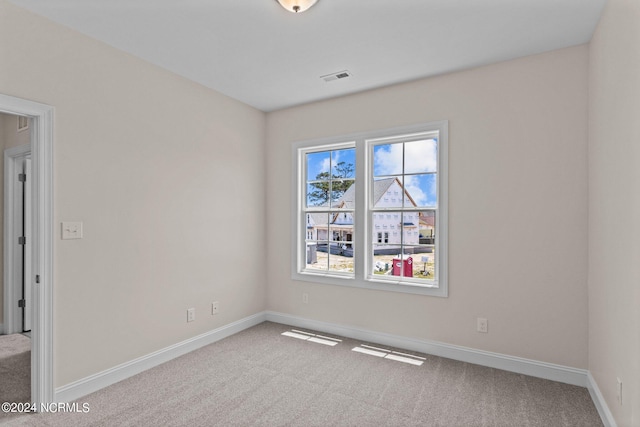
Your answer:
[281,329,342,346]
[352,344,425,366]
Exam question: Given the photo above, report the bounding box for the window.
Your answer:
[293,121,448,297]
[378,232,389,243]
[300,144,356,276]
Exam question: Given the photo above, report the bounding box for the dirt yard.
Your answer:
[306,252,435,279]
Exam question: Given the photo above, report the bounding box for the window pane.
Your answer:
[305,212,329,271]
[402,211,420,244]
[372,211,402,242]
[307,148,356,209]
[406,174,437,208]
[373,252,413,277]
[373,143,403,177]
[331,148,356,178]
[404,139,437,174]
[331,179,355,208]
[372,242,395,277]
[419,210,436,244]
[304,212,354,275]
[333,211,353,226]
[403,246,435,280]
[307,243,328,271]
[372,210,401,277]
[307,183,330,207]
[306,151,330,182]
[371,211,435,279]
[373,177,403,208]
[328,224,354,273]
[309,213,329,245]
[413,248,436,279]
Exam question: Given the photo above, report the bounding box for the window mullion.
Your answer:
[354,137,367,280]
[296,148,307,274]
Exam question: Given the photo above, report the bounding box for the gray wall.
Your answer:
[588,0,640,424]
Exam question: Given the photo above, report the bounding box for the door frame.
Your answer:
[0,94,54,406]
[4,144,31,334]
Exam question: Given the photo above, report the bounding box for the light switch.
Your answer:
[61,222,83,240]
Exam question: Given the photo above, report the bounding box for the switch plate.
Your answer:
[61,222,83,239]
[212,301,219,315]
[477,317,488,333]
[302,293,309,304]
[187,308,195,322]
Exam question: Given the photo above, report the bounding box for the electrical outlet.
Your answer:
[477,317,488,333]
[187,308,195,322]
[302,292,309,304]
[212,301,219,315]
[61,221,83,239]
[617,378,622,405]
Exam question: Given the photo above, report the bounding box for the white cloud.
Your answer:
[320,157,330,174]
[374,139,437,176]
[405,139,437,173]
[374,143,403,175]
[405,176,427,205]
[374,139,437,206]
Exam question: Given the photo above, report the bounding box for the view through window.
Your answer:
[304,147,356,275]
[371,138,437,282]
[294,121,448,296]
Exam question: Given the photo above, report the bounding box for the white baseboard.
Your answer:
[587,371,617,427]
[55,312,267,403]
[265,311,589,387]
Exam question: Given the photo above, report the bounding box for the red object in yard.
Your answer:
[392,256,413,277]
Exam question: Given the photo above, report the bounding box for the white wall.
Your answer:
[0,1,266,387]
[266,46,589,369]
[588,0,640,425]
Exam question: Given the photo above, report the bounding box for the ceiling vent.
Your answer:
[321,70,352,83]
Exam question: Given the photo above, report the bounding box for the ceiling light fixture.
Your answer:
[276,0,318,13]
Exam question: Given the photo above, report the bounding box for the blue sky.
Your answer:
[306,148,356,181]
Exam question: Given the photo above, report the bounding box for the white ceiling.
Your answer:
[11,0,606,112]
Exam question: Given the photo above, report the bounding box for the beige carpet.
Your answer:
[2,322,602,426]
[0,333,31,422]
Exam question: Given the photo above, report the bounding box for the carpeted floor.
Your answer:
[0,333,31,423]
[2,322,602,426]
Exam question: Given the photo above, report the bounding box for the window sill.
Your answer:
[292,270,448,297]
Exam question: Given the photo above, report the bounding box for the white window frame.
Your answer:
[292,121,448,297]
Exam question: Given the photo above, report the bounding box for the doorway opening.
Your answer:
[0,115,32,409]
[5,143,33,335]
[0,94,54,408]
